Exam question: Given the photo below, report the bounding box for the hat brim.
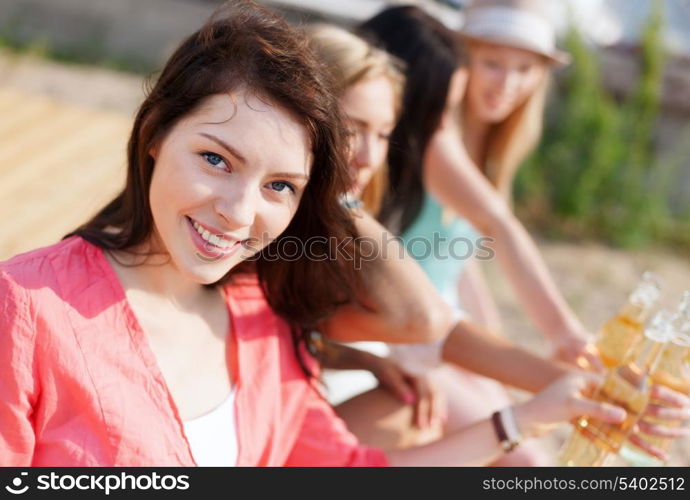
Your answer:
[458,32,571,66]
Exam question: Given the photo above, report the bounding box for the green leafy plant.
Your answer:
[516,1,689,249]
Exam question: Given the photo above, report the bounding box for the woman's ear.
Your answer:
[148,142,160,160]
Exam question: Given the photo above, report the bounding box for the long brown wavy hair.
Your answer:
[65,0,360,370]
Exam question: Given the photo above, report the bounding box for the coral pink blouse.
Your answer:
[0,236,387,467]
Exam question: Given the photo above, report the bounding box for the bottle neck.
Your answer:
[628,336,667,375]
[652,341,690,394]
[619,302,650,325]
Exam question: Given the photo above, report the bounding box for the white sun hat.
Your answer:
[458,0,571,65]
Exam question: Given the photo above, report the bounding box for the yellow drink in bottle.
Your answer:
[596,272,661,369]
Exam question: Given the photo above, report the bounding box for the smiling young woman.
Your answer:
[0,0,374,467]
[457,0,569,200]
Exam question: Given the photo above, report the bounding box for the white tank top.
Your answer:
[182,390,238,466]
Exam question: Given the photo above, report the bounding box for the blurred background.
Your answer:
[0,0,688,465]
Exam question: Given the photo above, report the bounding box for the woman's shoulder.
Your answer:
[0,236,105,299]
[0,236,101,347]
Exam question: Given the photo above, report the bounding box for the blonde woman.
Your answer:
[459,0,567,200]
[307,24,445,423]
[454,0,570,336]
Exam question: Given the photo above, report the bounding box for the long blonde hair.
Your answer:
[484,78,549,201]
[463,41,550,202]
[307,24,405,216]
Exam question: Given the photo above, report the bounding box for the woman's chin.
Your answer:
[477,108,510,124]
[175,253,239,285]
[354,175,373,194]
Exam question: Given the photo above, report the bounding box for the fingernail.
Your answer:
[609,408,627,421]
[402,393,416,405]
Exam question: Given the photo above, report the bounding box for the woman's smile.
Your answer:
[185,215,243,261]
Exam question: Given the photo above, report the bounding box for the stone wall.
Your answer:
[0,0,458,67]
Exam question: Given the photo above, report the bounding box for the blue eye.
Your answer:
[201,152,227,169]
[269,181,295,194]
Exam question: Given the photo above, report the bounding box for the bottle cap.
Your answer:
[645,310,677,342]
[629,271,662,308]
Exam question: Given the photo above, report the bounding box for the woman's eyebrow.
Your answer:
[200,131,309,182]
[273,172,310,182]
[347,116,395,129]
[199,132,247,164]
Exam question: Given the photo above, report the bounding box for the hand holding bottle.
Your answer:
[513,372,627,439]
[551,330,603,372]
[627,383,690,461]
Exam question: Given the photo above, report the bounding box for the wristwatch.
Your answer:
[491,406,523,453]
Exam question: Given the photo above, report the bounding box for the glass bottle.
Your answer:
[620,292,690,466]
[560,310,675,466]
[595,272,662,369]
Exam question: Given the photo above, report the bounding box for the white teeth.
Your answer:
[191,218,235,249]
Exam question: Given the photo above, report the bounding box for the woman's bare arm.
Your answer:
[441,320,570,393]
[457,257,504,334]
[320,210,454,344]
[423,127,599,367]
[386,372,626,466]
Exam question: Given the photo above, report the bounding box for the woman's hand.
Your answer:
[370,356,447,430]
[551,327,604,372]
[627,384,690,461]
[320,340,447,430]
[514,372,626,438]
[517,373,689,463]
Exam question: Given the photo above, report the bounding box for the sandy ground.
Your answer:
[0,50,144,115]
[1,51,688,466]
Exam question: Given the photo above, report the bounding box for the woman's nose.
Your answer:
[214,182,258,230]
[353,133,376,169]
[497,69,520,94]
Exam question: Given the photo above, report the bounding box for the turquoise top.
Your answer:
[399,193,480,303]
